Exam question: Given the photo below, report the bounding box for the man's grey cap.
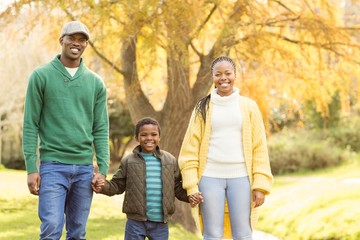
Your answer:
[61,21,90,40]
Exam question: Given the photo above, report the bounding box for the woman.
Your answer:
[179,56,273,240]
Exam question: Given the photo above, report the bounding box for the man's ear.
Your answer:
[59,37,63,45]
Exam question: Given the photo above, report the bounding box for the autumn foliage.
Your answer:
[1,0,359,231]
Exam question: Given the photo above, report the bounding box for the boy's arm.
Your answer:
[99,159,127,196]
[174,161,190,203]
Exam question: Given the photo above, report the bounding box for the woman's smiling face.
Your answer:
[212,60,236,97]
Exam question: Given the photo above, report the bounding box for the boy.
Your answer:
[93,117,193,240]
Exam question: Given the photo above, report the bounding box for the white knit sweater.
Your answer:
[203,88,248,178]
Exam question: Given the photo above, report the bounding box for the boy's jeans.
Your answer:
[39,162,94,240]
[125,219,169,240]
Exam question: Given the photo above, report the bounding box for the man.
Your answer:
[22,21,109,240]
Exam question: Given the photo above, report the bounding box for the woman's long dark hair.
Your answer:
[195,56,236,122]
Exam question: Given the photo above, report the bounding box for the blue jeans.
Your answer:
[38,162,94,240]
[125,219,169,240]
[199,176,252,240]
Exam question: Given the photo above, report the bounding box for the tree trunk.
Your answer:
[121,36,199,232]
[159,109,195,232]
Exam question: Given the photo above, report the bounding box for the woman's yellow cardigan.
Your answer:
[178,95,273,239]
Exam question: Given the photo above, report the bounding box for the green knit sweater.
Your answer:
[23,55,109,175]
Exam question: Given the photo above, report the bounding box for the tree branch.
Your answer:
[269,0,297,14]
[265,32,360,65]
[88,41,125,75]
[189,3,217,41]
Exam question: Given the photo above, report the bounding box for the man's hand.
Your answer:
[27,172,41,195]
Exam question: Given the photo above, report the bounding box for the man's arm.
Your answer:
[92,80,110,176]
[23,71,43,173]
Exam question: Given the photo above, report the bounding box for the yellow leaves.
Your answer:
[2,0,359,129]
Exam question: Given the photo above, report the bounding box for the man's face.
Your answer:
[59,33,88,62]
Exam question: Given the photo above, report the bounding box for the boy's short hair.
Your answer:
[135,117,161,137]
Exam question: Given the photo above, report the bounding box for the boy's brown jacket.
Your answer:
[100,145,189,223]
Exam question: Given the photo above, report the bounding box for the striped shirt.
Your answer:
[141,152,164,222]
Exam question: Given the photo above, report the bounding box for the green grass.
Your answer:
[1,155,359,239]
[257,155,360,240]
[0,170,200,240]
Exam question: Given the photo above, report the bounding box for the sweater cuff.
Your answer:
[252,173,272,195]
[187,186,200,196]
[98,165,108,176]
[25,156,38,174]
[97,159,109,176]
[181,168,199,196]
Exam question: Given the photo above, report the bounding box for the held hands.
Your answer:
[91,173,106,193]
[188,192,204,208]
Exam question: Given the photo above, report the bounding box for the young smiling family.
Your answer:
[23,20,272,240]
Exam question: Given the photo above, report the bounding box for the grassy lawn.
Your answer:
[257,154,360,240]
[0,169,200,240]
[1,155,359,240]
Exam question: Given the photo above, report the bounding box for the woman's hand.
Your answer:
[253,189,265,208]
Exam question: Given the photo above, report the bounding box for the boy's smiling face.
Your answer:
[136,124,160,153]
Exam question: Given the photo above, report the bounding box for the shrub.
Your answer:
[326,116,360,152]
[268,129,346,175]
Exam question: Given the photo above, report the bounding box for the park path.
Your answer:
[1,170,280,240]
